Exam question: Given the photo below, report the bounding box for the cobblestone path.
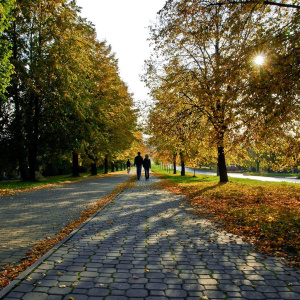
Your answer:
[1,175,300,299]
[0,173,130,270]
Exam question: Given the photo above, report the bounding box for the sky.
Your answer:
[76,0,166,104]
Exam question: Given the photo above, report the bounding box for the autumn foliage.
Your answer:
[154,169,300,267]
[144,1,300,182]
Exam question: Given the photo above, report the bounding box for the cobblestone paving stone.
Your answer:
[0,173,130,270]
[1,175,300,299]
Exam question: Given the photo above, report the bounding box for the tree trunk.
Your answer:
[28,93,40,181]
[91,163,97,175]
[104,154,108,174]
[180,151,185,176]
[15,100,28,180]
[19,165,28,181]
[72,152,80,177]
[256,160,260,173]
[111,162,115,172]
[116,164,119,171]
[28,146,37,181]
[173,153,177,174]
[11,22,28,181]
[218,146,228,182]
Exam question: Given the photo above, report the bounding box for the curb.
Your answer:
[0,183,127,299]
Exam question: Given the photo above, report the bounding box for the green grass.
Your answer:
[0,167,131,192]
[0,169,128,191]
[0,173,91,191]
[152,164,297,187]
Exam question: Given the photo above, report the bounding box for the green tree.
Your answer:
[0,0,15,95]
[3,0,95,180]
[0,0,15,177]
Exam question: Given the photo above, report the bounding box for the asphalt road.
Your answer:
[0,172,131,271]
[177,167,300,184]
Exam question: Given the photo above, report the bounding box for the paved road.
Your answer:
[178,167,300,184]
[1,175,300,299]
[0,173,131,270]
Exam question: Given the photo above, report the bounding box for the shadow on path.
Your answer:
[1,175,300,300]
[0,173,131,270]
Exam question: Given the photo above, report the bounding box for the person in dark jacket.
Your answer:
[134,152,144,180]
[126,159,131,174]
[143,154,151,180]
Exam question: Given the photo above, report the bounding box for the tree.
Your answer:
[0,0,15,96]
[81,41,137,175]
[0,0,15,178]
[1,0,138,180]
[207,0,300,9]
[145,0,299,182]
[3,0,96,180]
[146,82,211,176]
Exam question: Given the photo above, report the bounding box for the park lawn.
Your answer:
[0,171,124,197]
[152,165,300,267]
[0,173,91,196]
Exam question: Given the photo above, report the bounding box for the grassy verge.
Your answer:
[152,165,300,267]
[0,171,125,197]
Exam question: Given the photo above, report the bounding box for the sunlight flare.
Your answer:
[254,54,265,66]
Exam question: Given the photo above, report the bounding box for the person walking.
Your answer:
[134,152,144,180]
[143,154,151,180]
[126,159,131,174]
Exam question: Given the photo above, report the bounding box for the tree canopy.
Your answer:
[0,0,137,180]
[145,0,300,181]
[0,0,15,95]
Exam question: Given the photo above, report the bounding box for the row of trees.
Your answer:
[0,0,137,180]
[144,0,300,182]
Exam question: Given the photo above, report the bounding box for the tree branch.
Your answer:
[209,0,300,9]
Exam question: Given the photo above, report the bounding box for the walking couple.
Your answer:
[134,152,151,180]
